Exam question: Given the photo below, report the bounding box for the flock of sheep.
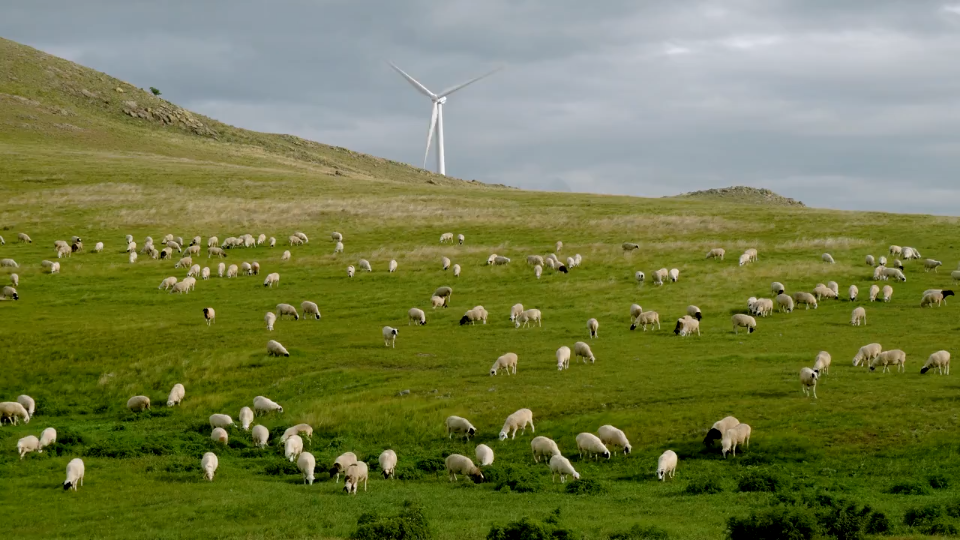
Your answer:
[1,229,955,493]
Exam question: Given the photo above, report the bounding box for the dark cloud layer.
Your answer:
[4,1,960,214]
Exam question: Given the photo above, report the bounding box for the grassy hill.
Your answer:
[2,37,960,540]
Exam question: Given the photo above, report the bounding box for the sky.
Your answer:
[4,1,960,214]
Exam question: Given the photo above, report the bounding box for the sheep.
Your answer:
[587,317,599,338]
[499,408,535,440]
[445,416,477,440]
[440,232,454,243]
[705,248,725,260]
[668,268,680,282]
[738,253,751,266]
[732,314,757,334]
[127,251,138,264]
[334,242,345,254]
[853,343,882,367]
[265,312,277,331]
[169,281,190,294]
[0,401,28,426]
[555,241,563,252]
[574,341,596,363]
[530,436,562,463]
[674,315,701,337]
[184,245,201,257]
[490,352,518,376]
[445,454,482,483]
[63,458,85,491]
[813,351,831,375]
[459,307,488,325]
[597,425,631,456]
[556,346,571,370]
[209,414,235,429]
[253,396,283,415]
[576,432,611,460]
[566,256,576,269]
[865,284,879,302]
[545,257,556,270]
[475,444,494,467]
[269,237,276,247]
[889,245,902,257]
[793,292,818,309]
[252,425,270,448]
[226,264,239,278]
[288,235,304,246]
[883,285,894,302]
[871,349,907,373]
[430,295,445,309]
[300,300,321,320]
[703,416,740,446]
[440,256,451,270]
[493,255,511,266]
[281,250,291,261]
[17,233,32,243]
[383,326,398,348]
[722,423,752,457]
[771,282,785,295]
[211,427,229,444]
[772,293,794,313]
[921,351,951,375]
[262,272,281,288]
[631,311,660,331]
[238,407,254,431]
[284,434,304,462]
[515,308,542,328]
[405,307,427,326]
[753,298,774,317]
[185,264,201,278]
[893,259,904,270]
[846,284,858,302]
[622,242,641,252]
[881,267,906,281]
[923,289,956,305]
[166,383,185,407]
[207,247,226,258]
[199,452,219,482]
[952,270,960,283]
[281,424,314,443]
[921,290,951,307]
[1,285,19,301]
[873,265,885,281]
[455,233,464,245]
[297,452,316,485]
[127,395,151,412]
[201,267,211,280]
[330,452,358,482]
[822,253,835,263]
[10,274,18,287]
[205,236,218,248]
[17,435,40,460]
[813,285,838,301]
[14,395,35,417]
[903,246,921,260]
[652,268,666,286]
[527,255,545,266]
[166,241,183,253]
[865,254,875,266]
[549,455,579,483]
[217,262,225,277]
[534,265,542,279]
[39,427,57,451]
[273,304,299,322]
[267,340,290,357]
[574,253,583,266]
[359,259,372,272]
[347,265,355,278]
[652,450,679,482]
[851,306,866,326]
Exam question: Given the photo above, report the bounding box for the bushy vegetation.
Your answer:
[607,524,670,539]
[352,501,433,540]
[727,506,816,540]
[487,508,577,540]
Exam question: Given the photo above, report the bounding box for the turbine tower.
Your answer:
[389,62,500,176]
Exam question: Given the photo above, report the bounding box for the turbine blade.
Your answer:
[423,102,438,169]
[388,62,436,99]
[437,66,503,98]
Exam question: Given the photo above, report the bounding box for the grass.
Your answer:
[3,36,960,539]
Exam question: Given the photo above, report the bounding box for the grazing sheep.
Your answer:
[387,259,398,273]
[703,416,740,446]
[566,256,576,269]
[634,271,645,284]
[265,312,276,331]
[534,265,542,279]
[127,395,151,412]
[474,444,494,468]
[822,253,835,263]
[440,256,451,270]
[281,250,291,261]
[545,257,555,270]
[125,241,137,253]
[493,255,511,266]
[0,401,29,424]
[871,349,907,373]
[574,341,596,363]
[301,301,321,320]
[267,340,290,357]
[556,346,571,370]
[555,241,563,252]
[263,272,280,288]
[530,436,562,463]
[902,246,921,259]
[921,290,952,307]
[227,264,239,278]
[869,284,880,302]
[889,245,902,257]
[206,236,218,248]
[274,304,299,323]
[813,285,838,301]
[674,315,701,337]
[771,282,785,295]
[793,292,818,310]
[866,255,875,266]
[16,395,35,416]
[167,241,182,253]
[705,248,725,260]
[453,264,461,277]
[202,452,219,481]
[17,233,31,243]
[653,268,667,286]
[440,232,454,243]
[430,295,445,309]
[459,306,488,325]
[39,427,57,451]
[252,425,270,448]
[63,458,84,491]
[732,314,757,334]
[527,255,545,266]
[331,232,343,242]
[167,383,185,407]
[128,251,138,264]
[433,286,453,307]
[668,268,680,282]
[622,242,641,252]
[873,265,885,281]
[445,416,477,440]
[752,298,774,317]
[408,307,426,326]
[657,450,678,481]
[359,259,372,272]
[335,242,344,254]
[457,233,465,245]
[207,247,226,258]
[169,281,190,294]
[851,306,866,326]
[813,351,831,375]
[883,285,893,302]
[201,267,211,280]
[849,285,859,301]
[211,427,229,444]
[798,367,820,399]
[490,352,518,376]
[347,265,355,278]
[253,396,283,415]
[499,408,535,440]
[281,424,313,443]
[284,434,304,462]
[93,241,104,253]
[330,452,358,483]
[853,343,882,367]
[209,414,235,429]
[597,425,631,455]
[587,317,599,338]
[40,260,59,274]
[921,351,951,375]
[187,264,201,278]
[776,294,794,313]
[239,407,254,430]
[269,237,276,248]
[576,432,611,460]
[10,274,18,287]
[549,455,579,483]
[1,285,19,301]
[185,245,201,256]
[17,435,40,460]
[738,253,751,266]
[515,308,542,328]
[881,267,907,282]
[383,326,398,348]
[288,235,304,246]
[722,424,752,457]
[631,311,660,331]
[218,262,225,277]
[445,454,482,483]
[298,452,316,485]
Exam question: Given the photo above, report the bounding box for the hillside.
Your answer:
[672,186,806,207]
[3,37,960,540]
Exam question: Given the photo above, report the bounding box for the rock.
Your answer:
[670,186,805,207]
[115,87,125,93]
[80,89,99,99]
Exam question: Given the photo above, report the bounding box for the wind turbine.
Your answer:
[389,62,500,176]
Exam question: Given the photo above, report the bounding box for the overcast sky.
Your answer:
[4,1,960,214]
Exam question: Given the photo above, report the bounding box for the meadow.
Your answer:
[3,37,960,540]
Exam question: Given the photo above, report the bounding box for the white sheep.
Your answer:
[732,314,757,334]
[166,383,185,407]
[389,259,398,273]
[865,254,875,266]
[441,256,451,270]
[298,452,316,485]
[534,265,542,279]
[383,326,398,348]
[848,285,859,301]
[800,367,818,398]
[284,434,304,462]
[335,242,344,254]
[703,416,740,446]
[10,274,18,287]
[17,232,32,243]
[851,306,866,326]
[555,240,563,252]
[490,352,518,376]
[635,271,645,284]
[241,262,253,275]
[457,233,464,245]
[281,424,313,443]
[1,285,19,301]
[269,237,276,247]
[453,264,461,277]
[347,265,355,278]
[459,306,488,325]
[668,268,680,282]
[288,235,304,246]
[63,458,85,491]
[331,232,343,242]
[14,395,34,418]
[499,408,535,440]
[515,308,542,328]
[632,311,660,331]
[127,395,151,412]
[330,452,358,483]
[128,251,137,264]
[752,298,774,317]
[653,268,667,285]
[239,406,254,430]
[576,432,611,460]
[434,285,453,305]
[674,315,701,337]
[300,300,321,320]
[211,427,229,444]
[738,253,751,266]
[17,435,40,460]
[169,281,190,295]
[813,285,838,301]
[445,454,482,483]
[622,242,640,252]
[359,259,372,272]
[793,292,818,310]
[445,416,477,440]
[475,444,494,467]
[822,253,835,263]
[883,285,893,302]
[430,295,445,309]
[574,341,596,363]
[39,427,57,450]
[209,414,235,429]
[227,264,239,278]
[265,312,277,331]
[201,267,211,280]
[722,423,752,457]
[217,262,225,277]
[902,246,921,259]
[597,425,631,455]
[207,236,218,248]
[549,455,579,483]
[252,425,270,448]
[527,255,545,266]
[0,258,18,268]
[530,436,561,463]
[657,450,677,481]
[921,350,951,375]
[440,232,454,243]
[881,267,906,282]
[587,318,599,338]
[276,303,299,320]
[853,343,882,367]
[776,294,794,313]
[267,340,290,357]
[556,346,571,370]
[281,250,291,261]
[408,307,426,326]
[263,272,280,288]
[201,452,219,481]
[253,396,283,415]
[871,349,906,373]
[92,241,103,253]
[813,351,831,375]
[705,248,725,260]
[379,449,398,479]
[0,402,30,424]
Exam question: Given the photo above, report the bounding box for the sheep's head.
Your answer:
[468,427,476,436]
[624,445,632,455]
[459,316,471,326]
[490,368,497,376]
[748,326,755,334]
[673,321,683,335]
[921,366,930,374]
[499,431,508,441]
[944,290,956,298]
[603,450,611,459]
[629,323,637,331]
[702,428,722,446]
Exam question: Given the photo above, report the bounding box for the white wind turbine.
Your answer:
[389,62,500,176]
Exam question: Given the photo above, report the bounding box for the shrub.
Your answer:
[817,501,874,540]
[737,471,782,493]
[903,503,957,534]
[685,477,724,495]
[565,478,604,495]
[928,474,950,490]
[864,511,890,535]
[608,524,670,539]
[487,509,577,540]
[351,501,432,540]
[150,87,161,97]
[886,482,930,496]
[414,457,446,474]
[486,465,544,493]
[262,460,300,476]
[727,506,815,540]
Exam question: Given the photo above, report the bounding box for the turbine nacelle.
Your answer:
[436,96,447,104]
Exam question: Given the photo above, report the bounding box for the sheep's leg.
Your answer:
[812,387,817,399]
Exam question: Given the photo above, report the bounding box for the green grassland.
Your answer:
[3,37,960,540]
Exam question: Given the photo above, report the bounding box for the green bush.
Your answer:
[886,482,930,496]
[608,524,670,539]
[351,501,432,540]
[816,501,874,540]
[903,504,957,535]
[487,510,577,540]
[414,457,446,474]
[737,471,782,493]
[864,511,890,535]
[928,474,950,490]
[685,477,724,495]
[262,459,300,476]
[727,506,815,540]
[486,465,544,493]
[564,478,604,495]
